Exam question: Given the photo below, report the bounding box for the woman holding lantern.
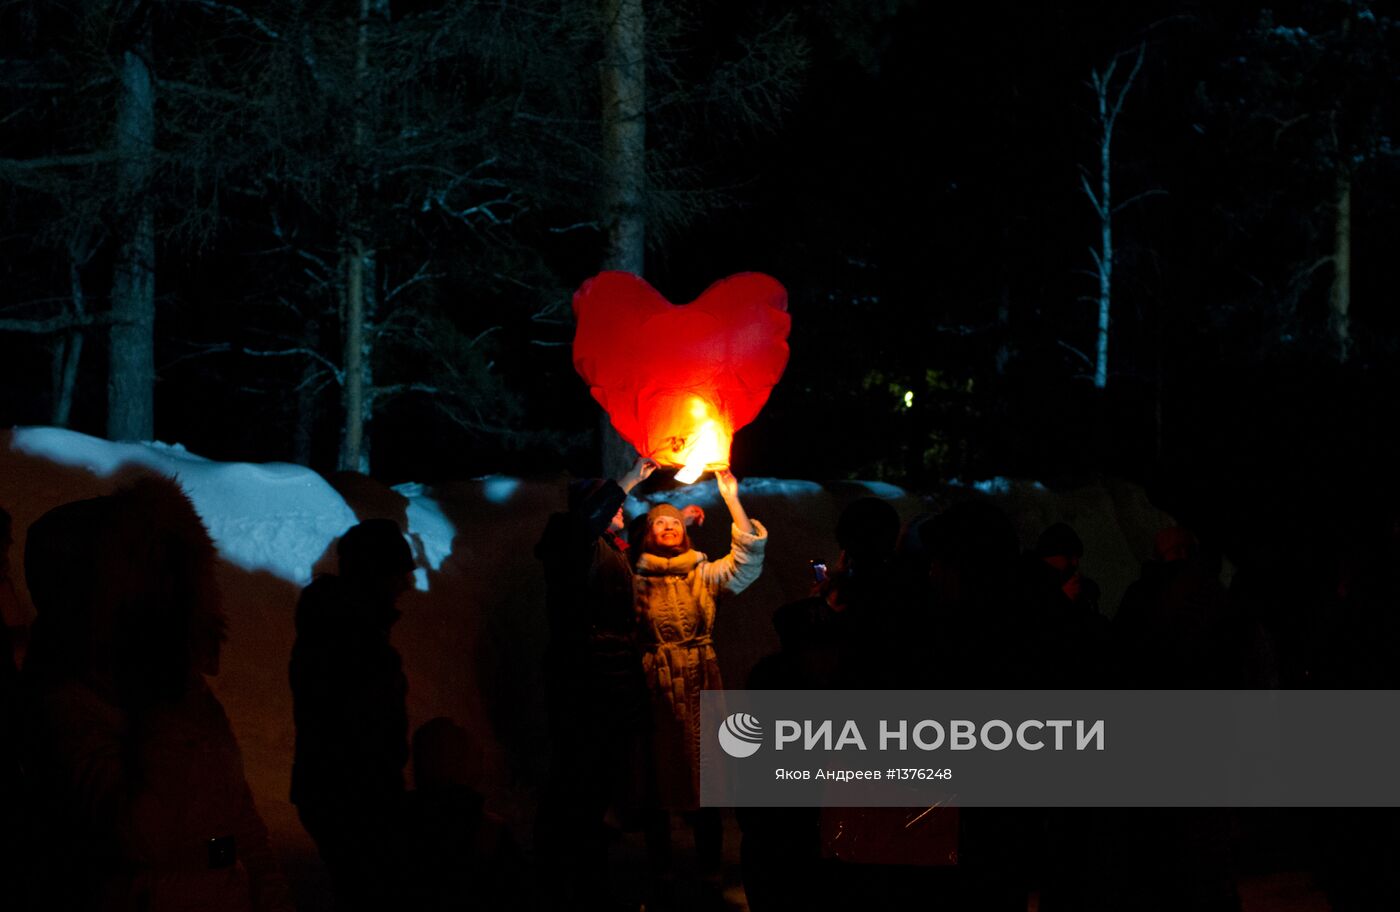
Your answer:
[570,267,787,898]
[635,467,767,895]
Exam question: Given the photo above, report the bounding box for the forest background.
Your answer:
[2,0,1397,553]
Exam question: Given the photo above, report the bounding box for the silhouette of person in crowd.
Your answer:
[1019,522,1110,688]
[0,505,19,736]
[0,506,22,902]
[290,518,414,911]
[741,497,901,912]
[1115,527,1234,687]
[403,717,528,910]
[20,480,290,911]
[533,456,656,910]
[905,499,1024,689]
[0,506,17,692]
[893,503,1031,910]
[1032,522,1100,612]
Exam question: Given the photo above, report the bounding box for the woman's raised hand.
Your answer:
[715,469,754,534]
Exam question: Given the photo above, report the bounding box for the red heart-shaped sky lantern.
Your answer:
[573,271,790,481]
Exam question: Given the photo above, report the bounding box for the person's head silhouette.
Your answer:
[338,518,415,609]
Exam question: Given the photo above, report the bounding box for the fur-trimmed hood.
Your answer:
[634,549,704,578]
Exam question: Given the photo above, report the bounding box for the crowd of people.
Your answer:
[0,485,525,912]
[2,462,1398,911]
[535,459,1400,911]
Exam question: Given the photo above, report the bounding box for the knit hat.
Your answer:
[646,503,686,525]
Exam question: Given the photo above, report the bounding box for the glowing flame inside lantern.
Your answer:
[676,421,726,484]
[669,397,730,485]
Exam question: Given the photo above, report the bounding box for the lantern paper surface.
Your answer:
[572,271,790,475]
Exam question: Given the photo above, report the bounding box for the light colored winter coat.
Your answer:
[634,521,767,808]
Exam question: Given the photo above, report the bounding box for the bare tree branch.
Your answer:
[0,151,118,174]
[1056,339,1095,370]
[383,261,442,305]
[1079,172,1105,217]
[242,345,344,383]
[0,312,110,334]
[157,78,253,107]
[548,220,601,234]
[1113,188,1168,213]
[369,381,441,405]
[172,0,283,41]
[1107,44,1146,130]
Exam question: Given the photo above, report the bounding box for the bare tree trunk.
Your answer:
[342,238,368,472]
[52,257,87,427]
[339,0,384,473]
[1094,107,1112,390]
[108,41,156,441]
[601,0,646,274]
[995,226,1012,376]
[995,283,1011,376]
[1330,169,1351,363]
[598,0,646,477]
[361,248,378,471]
[1153,280,1164,465]
[1082,46,1144,393]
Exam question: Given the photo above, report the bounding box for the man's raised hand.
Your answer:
[620,456,659,493]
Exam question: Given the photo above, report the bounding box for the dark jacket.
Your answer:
[1016,554,1111,689]
[403,786,529,910]
[537,480,633,636]
[535,480,647,732]
[21,483,289,912]
[1115,557,1234,688]
[289,576,409,807]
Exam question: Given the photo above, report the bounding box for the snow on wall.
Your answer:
[10,426,358,585]
[392,482,457,590]
[628,475,824,515]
